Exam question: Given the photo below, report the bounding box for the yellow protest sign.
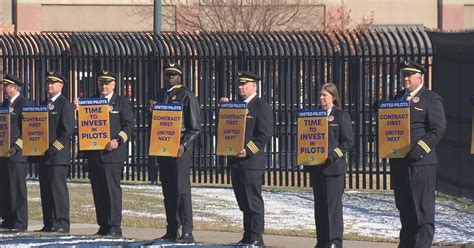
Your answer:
[22,106,49,156]
[78,98,110,150]
[297,109,328,166]
[0,107,10,157]
[149,103,183,157]
[216,102,247,156]
[378,100,410,158]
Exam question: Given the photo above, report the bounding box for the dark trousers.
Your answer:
[311,172,344,248]
[392,164,436,248]
[3,162,28,229]
[38,164,70,230]
[0,164,8,224]
[88,157,123,233]
[158,149,193,235]
[231,168,265,243]
[148,157,158,183]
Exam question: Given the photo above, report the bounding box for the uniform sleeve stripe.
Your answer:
[53,140,64,150]
[334,148,343,157]
[247,145,258,154]
[118,131,128,142]
[15,138,23,148]
[246,141,259,154]
[418,140,431,153]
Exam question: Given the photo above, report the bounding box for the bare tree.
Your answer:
[324,3,375,32]
[129,0,325,32]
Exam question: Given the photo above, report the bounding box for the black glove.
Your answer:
[326,150,340,164]
[372,100,380,112]
[407,145,425,163]
[45,147,59,160]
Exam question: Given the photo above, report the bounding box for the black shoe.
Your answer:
[325,242,338,248]
[237,232,251,245]
[244,239,264,246]
[35,226,53,232]
[95,227,109,235]
[51,227,69,234]
[102,226,122,238]
[104,230,122,238]
[176,233,195,243]
[7,228,27,233]
[159,232,178,241]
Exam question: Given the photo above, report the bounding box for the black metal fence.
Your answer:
[0,26,433,190]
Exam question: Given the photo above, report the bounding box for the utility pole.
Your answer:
[154,0,162,34]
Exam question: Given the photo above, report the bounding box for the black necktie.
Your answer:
[401,92,410,100]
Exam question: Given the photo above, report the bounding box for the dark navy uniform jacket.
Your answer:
[391,87,446,166]
[1,96,30,163]
[84,93,135,164]
[42,95,75,165]
[307,106,354,176]
[155,85,201,150]
[228,97,273,170]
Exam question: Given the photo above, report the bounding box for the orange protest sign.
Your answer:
[0,107,10,157]
[149,103,183,157]
[378,101,410,158]
[78,98,111,151]
[22,106,49,156]
[216,102,247,156]
[297,109,328,166]
[471,108,474,154]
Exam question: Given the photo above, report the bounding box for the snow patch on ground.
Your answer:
[16,181,474,246]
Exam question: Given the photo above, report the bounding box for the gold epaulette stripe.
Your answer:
[53,140,64,151]
[418,140,431,153]
[246,141,259,154]
[334,148,343,157]
[118,131,128,142]
[15,138,23,149]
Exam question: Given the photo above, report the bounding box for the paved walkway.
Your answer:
[20,220,401,247]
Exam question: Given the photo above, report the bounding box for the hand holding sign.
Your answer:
[237,148,247,158]
[73,99,80,110]
[8,147,17,157]
[106,139,119,152]
[177,145,185,157]
[219,97,230,103]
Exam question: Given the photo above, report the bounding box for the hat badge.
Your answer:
[237,72,243,76]
[48,70,54,75]
[403,61,410,65]
[169,62,175,67]
[103,70,108,75]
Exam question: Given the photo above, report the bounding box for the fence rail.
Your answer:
[0,26,433,190]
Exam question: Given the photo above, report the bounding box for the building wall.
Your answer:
[464,4,474,29]
[41,4,153,32]
[0,0,473,32]
[0,0,14,32]
[345,0,438,28]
